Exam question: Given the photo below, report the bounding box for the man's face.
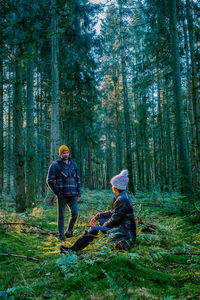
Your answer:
[61,150,70,161]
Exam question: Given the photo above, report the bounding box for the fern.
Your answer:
[55,252,79,274]
[126,252,140,260]
[6,285,33,295]
[101,268,121,293]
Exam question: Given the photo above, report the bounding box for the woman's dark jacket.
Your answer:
[96,191,136,241]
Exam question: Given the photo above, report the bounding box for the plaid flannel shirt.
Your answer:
[95,191,136,240]
[47,158,81,197]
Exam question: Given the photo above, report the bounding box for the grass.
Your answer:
[0,189,200,299]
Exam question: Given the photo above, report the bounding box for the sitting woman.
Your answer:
[60,170,136,253]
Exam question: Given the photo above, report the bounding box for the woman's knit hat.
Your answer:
[59,145,70,156]
[110,170,129,190]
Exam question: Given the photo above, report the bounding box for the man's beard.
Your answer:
[62,156,69,161]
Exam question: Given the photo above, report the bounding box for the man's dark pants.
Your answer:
[57,194,78,238]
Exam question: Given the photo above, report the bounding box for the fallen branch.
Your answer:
[137,217,157,233]
[0,253,39,261]
[28,229,57,235]
[0,222,57,235]
[0,221,91,236]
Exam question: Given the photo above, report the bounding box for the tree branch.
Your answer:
[0,253,38,261]
[0,222,57,235]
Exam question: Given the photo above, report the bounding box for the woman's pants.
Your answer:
[70,218,110,251]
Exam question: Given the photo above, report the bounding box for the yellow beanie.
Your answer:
[59,145,70,156]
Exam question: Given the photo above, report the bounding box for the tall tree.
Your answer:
[186,0,200,183]
[13,57,26,212]
[51,0,60,160]
[0,58,3,196]
[6,74,12,194]
[169,0,192,194]
[26,56,35,206]
[118,0,135,193]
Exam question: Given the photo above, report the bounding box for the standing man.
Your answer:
[47,145,81,241]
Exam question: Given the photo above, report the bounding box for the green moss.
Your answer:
[0,190,200,299]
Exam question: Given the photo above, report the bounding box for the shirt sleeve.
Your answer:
[47,163,59,195]
[102,198,126,228]
[95,211,112,220]
[75,167,81,197]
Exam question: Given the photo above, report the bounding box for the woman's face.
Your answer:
[112,185,119,194]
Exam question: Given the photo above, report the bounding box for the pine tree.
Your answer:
[168,0,192,194]
[0,58,3,196]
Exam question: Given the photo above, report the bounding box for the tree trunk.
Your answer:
[26,59,36,206]
[0,59,3,196]
[165,89,174,191]
[7,76,11,194]
[186,0,200,184]
[40,74,47,197]
[142,94,150,191]
[51,0,60,160]
[86,145,92,189]
[169,0,192,195]
[36,72,42,196]
[152,122,157,186]
[119,0,135,193]
[133,91,142,190]
[157,65,164,191]
[182,16,196,185]
[106,124,113,189]
[113,74,122,173]
[13,58,26,212]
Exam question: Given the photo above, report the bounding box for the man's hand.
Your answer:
[78,197,81,202]
[90,217,97,226]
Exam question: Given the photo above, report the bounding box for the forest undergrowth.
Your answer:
[0,189,200,300]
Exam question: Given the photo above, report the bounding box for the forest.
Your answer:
[0,0,200,299]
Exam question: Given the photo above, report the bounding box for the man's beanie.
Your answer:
[59,145,70,156]
[110,170,129,190]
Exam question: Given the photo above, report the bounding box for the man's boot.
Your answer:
[65,230,73,238]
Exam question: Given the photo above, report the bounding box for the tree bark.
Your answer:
[157,65,164,191]
[87,145,92,189]
[0,59,3,196]
[106,123,113,189]
[169,0,192,195]
[26,58,36,206]
[186,0,200,184]
[119,0,135,193]
[13,58,26,212]
[7,76,11,194]
[51,0,60,160]
[113,71,122,173]
[182,16,196,185]
[165,89,174,191]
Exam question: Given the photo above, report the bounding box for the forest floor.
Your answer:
[0,189,200,300]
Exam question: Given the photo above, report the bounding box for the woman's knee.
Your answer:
[88,227,99,236]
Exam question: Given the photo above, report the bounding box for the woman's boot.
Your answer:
[60,230,98,253]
